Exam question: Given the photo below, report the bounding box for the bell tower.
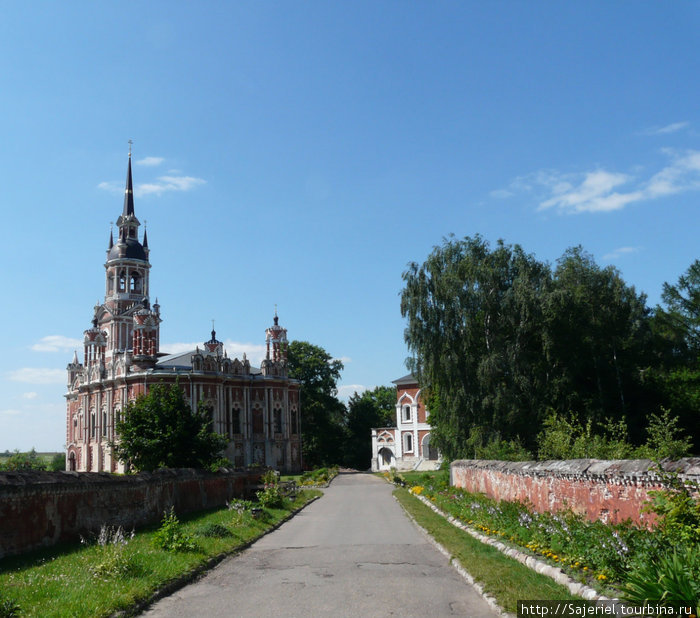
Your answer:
[96,146,160,367]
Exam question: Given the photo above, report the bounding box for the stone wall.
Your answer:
[0,468,261,558]
[451,458,700,527]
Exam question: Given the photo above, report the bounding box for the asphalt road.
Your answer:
[141,472,498,617]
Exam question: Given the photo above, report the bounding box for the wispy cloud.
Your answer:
[641,121,690,136]
[8,368,65,384]
[0,409,22,416]
[31,335,82,353]
[602,246,641,261]
[495,149,700,215]
[21,392,38,400]
[136,176,206,197]
[136,156,164,167]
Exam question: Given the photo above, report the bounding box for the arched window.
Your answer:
[274,408,283,434]
[130,273,141,293]
[403,405,412,422]
[118,271,126,292]
[231,408,241,435]
[404,433,413,453]
[252,408,264,434]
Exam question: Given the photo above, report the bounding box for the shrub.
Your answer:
[152,508,197,552]
[0,594,20,618]
[256,484,284,509]
[198,523,232,538]
[82,525,138,579]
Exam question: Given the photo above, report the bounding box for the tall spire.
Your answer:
[123,143,135,218]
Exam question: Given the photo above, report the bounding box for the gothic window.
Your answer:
[274,408,282,434]
[291,409,298,434]
[118,271,126,292]
[90,411,96,439]
[252,408,264,434]
[130,273,141,293]
[403,433,413,453]
[403,405,412,422]
[102,408,108,437]
[232,408,241,435]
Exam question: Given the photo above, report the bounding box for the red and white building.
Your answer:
[370,374,441,472]
[65,153,301,473]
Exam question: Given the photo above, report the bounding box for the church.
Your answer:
[65,153,302,473]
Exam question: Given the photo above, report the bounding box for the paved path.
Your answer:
[141,473,498,617]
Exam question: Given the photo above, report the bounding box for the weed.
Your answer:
[151,507,198,552]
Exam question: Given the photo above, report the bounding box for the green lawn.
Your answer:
[0,490,321,618]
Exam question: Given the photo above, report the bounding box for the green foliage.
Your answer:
[288,340,347,467]
[113,381,228,472]
[344,386,396,469]
[0,448,47,471]
[643,467,700,545]
[48,452,66,471]
[256,470,284,508]
[0,593,20,618]
[623,548,700,617]
[151,508,197,552]
[636,408,693,460]
[198,523,232,538]
[465,426,532,461]
[85,525,139,579]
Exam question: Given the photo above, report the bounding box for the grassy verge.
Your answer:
[0,490,321,618]
[394,487,580,614]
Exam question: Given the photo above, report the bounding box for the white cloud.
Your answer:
[136,175,206,197]
[8,368,65,385]
[136,156,164,167]
[0,409,22,416]
[21,392,38,400]
[97,181,122,194]
[489,189,514,199]
[602,246,641,261]
[500,149,700,215]
[642,121,690,136]
[336,356,352,364]
[31,335,83,353]
[337,384,367,400]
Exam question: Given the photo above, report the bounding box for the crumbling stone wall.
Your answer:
[451,458,700,527]
[0,468,261,558]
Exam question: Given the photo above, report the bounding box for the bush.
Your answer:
[198,523,232,538]
[152,508,197,552]
[0,594,20,618]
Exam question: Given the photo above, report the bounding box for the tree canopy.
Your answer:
[401,235,695,460]
[344,386,396,470]
[113,381,227,472]
[288,340,346,467]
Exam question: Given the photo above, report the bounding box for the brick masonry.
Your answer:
[0,468,261,558]
[451,458,700,527]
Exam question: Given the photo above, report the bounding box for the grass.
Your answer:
[0,489,321,618]
[394,487,581,614]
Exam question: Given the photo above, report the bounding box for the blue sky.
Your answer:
[1,2,699,451]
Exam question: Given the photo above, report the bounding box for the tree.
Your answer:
[112,381,227,472]
[401,235,551,458]
[0,448,46,471]
[287,341,346,467]
[344,386,395,470]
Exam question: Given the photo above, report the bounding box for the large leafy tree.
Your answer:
[113,382,227,472]
[401,235,551,457]
[344,386,395,470]
[544,247,652,436]
[401,236,657,459]
[287,341,346,467]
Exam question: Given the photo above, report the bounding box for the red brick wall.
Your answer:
[451,458,700,527]
[0,468,261,558]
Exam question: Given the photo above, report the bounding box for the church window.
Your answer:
[274,408,283,434]
[118,271,126,292]
[404,433,413,452]
[232,408,241,435]
[102,409,108,437]
[403,405,412,422]
[252,408,264,434]
[291,409,298,434]
[130,273,141,293]
[90,411,96,438]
